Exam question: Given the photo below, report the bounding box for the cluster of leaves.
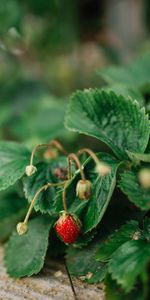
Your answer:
[0,54,150,299]
[0,0,79,145]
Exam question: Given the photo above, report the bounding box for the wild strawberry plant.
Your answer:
[0,54,150,299]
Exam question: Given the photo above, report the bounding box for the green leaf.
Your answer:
[73,229,97,248]
[104,84,145,106]
[23,157,67,214]
[0,141,31,191]
[5,216,54,278]
[0,0,22,36]
[96,220,140,262]
[105,274,148,300]
[98,53,150,90]
[127,151,150,163]
[143,217,150,241]
[65,89,150,159]
[54,153,120,233]
[119,170,150,211]
[0,190,27,241]
[108,240,150,292]
[11,95,67,145]
[66,240,107,284]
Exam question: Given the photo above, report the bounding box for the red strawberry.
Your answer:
[55,211,81,244]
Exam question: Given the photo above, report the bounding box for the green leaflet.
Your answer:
[65,90,150,160]
[98,53,150,90]
[73,229,97,248]
[105,274,148,300]
[108,240,150,292]
[0,141,31,191]
[0,0,22,36]
[54,153,120,233]
[126,151,150,163]
[23,156,68,214]
[4,216,54,278]
[119,170,150,211]
[11,96,67,144]
[66,240,107,284]
[104,84,145,106]
[0,190,27,241]
[96,220,140,262]
[143,217,150,240]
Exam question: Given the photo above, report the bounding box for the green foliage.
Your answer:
[82,155,120,233]
[105,274,148,300]
[0,0,22,36]
[66,239,107,284]
[73,229,97,248]
[0,190,27,241]
[96,219,150,294]
[98,53,150,91]
[23,157,67,214]
[24,0,77,51]
[11,96,67,145]
[143,218,150,240]
[119,170,150,211]
[127,151,150,163]
[0,142,31,191]
[96,220,140,262]
[108,240,150,292]
[54,153,120,233]
[104,84,145,106]
[5,216,54,278]
[0,40,150,300]
[65,90,150,159]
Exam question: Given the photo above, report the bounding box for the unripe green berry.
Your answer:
[76,179,92,200]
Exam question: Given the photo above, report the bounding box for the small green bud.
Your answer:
[25,165,37,176]
[76,179,92,200]
[16,222,28,235]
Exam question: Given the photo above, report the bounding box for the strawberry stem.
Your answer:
[30,140,67,166]
[62,153,86,212]
[68,153,85,180]
[77,148,100,166]
[23,181,66,225]
[62,181,70,212]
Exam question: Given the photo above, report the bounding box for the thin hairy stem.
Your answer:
[68,153,85,180]
[49,139,68,155]
[77,148,100,165]
[23,181,66,224]
[30,140,67,166]
[62,180,70,212]
[67,156,72,180]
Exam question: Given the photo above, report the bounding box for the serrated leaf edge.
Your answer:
[65,89,150,157]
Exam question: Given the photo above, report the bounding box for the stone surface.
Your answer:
[0,246,104,300]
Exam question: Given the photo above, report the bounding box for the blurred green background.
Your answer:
[0,0,149,149]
